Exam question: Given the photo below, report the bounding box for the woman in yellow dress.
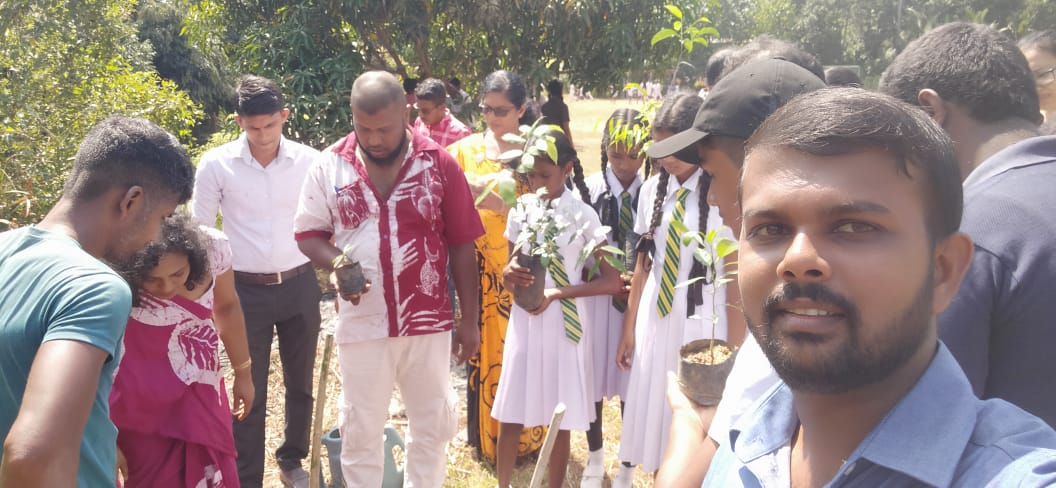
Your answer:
[447,70,545,464]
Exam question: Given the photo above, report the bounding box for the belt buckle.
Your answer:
[272,271,283,286]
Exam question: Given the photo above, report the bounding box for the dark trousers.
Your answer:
[233,270,322,488]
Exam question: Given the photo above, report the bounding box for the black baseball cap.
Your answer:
[648,58,826,160]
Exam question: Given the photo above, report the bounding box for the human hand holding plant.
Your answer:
[332,249,371,305]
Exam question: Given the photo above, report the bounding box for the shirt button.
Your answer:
[844,461,856,476]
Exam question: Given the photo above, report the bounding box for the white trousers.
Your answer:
[337,332,457,487]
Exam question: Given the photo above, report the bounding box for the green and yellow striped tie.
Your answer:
[613,190,634,313]
[549,256,582,344]
[657,188,690,317]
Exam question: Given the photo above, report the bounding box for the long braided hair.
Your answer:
[596,108,649,247]
[642,93,712,317]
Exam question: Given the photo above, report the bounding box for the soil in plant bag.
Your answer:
[678,339,737,406]
[513,253,547,311]
[335,261,367,295]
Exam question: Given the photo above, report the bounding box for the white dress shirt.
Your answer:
[192,134,321,273]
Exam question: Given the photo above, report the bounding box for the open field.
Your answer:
[253,99,660,487]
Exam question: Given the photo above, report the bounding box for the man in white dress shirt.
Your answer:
[192,75,322,488]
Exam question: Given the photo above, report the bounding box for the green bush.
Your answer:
[0,0,200,229]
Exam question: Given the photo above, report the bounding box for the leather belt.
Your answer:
[234,262,314,286]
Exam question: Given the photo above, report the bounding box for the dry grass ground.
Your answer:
[250,98,659,487]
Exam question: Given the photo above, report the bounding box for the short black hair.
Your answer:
[403,77,419,93]
[879,22,1041,125]
[705,47,735,87]
[64,116,194,206]
[1019,30,1056,56]
[720,36,825,82]
[235,75,284,116]
[415,78,448,104]
[747,88,963,242]
[546,79,563,96]
[825,66,862,87]
[449,77,462,89]
[129,213,209,305]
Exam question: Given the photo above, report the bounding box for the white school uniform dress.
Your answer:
[584,168,642,401]
[491,190,603,431]
[618,168,730,471]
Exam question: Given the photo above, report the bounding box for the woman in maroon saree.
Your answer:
[110,214,254,487]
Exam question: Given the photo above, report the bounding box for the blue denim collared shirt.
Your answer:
[703,343,1056,487]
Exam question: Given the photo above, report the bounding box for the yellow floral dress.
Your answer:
[447,133,545,463]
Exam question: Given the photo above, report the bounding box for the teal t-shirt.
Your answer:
[0,226,132,487]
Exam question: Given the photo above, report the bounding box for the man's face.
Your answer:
[698,136,744,236]
[1023,47,1056,117]
[416,99,446,127]
[235,109,289,150]
[353,102,409,166]
[105,193,179,275]
[738,147,937,393]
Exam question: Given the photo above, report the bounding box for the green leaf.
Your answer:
[715,277,734,286]
[520,154,535,172]
[603,254,628,274]
[684,39,695,53]
[694,247,713,267]
[715,237,739,259]
[676,276,708,289]
[502,132,526,145]
[665,4,684,20]
[681,230,704,247]
[673,20,683,31]
[498,149,523,160]
[497,179,519,207]
[597,245,625,256]
[475,180,499,205]
[546,138,558,163]
[651,28,678,46]
[671,219,689,236]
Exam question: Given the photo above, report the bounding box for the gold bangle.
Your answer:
[234,358,252,371]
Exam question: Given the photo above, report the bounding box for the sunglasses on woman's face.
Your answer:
[479,104,515,117]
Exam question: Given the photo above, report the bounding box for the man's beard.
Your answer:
[747,274,933,394]
[102,250,140,289]
[359,130,408,167]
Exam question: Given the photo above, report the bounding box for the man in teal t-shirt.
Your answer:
[0,117,194,487]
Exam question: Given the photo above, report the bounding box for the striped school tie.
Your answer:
[657,188,690,317]
[613,190,634,313]
[549,255,582,344]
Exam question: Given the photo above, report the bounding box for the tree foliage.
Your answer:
[712,0,1056,82]
[0,0,200,229]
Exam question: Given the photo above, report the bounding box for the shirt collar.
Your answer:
[333,128,442,167]
[963,135,1056,189]
[663,167,703,200]
[237,132,289,168]
[730,343,980,487]
[842,343,978,486]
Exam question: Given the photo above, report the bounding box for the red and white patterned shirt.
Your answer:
[294,130,484,344]
[413,111,472,148]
